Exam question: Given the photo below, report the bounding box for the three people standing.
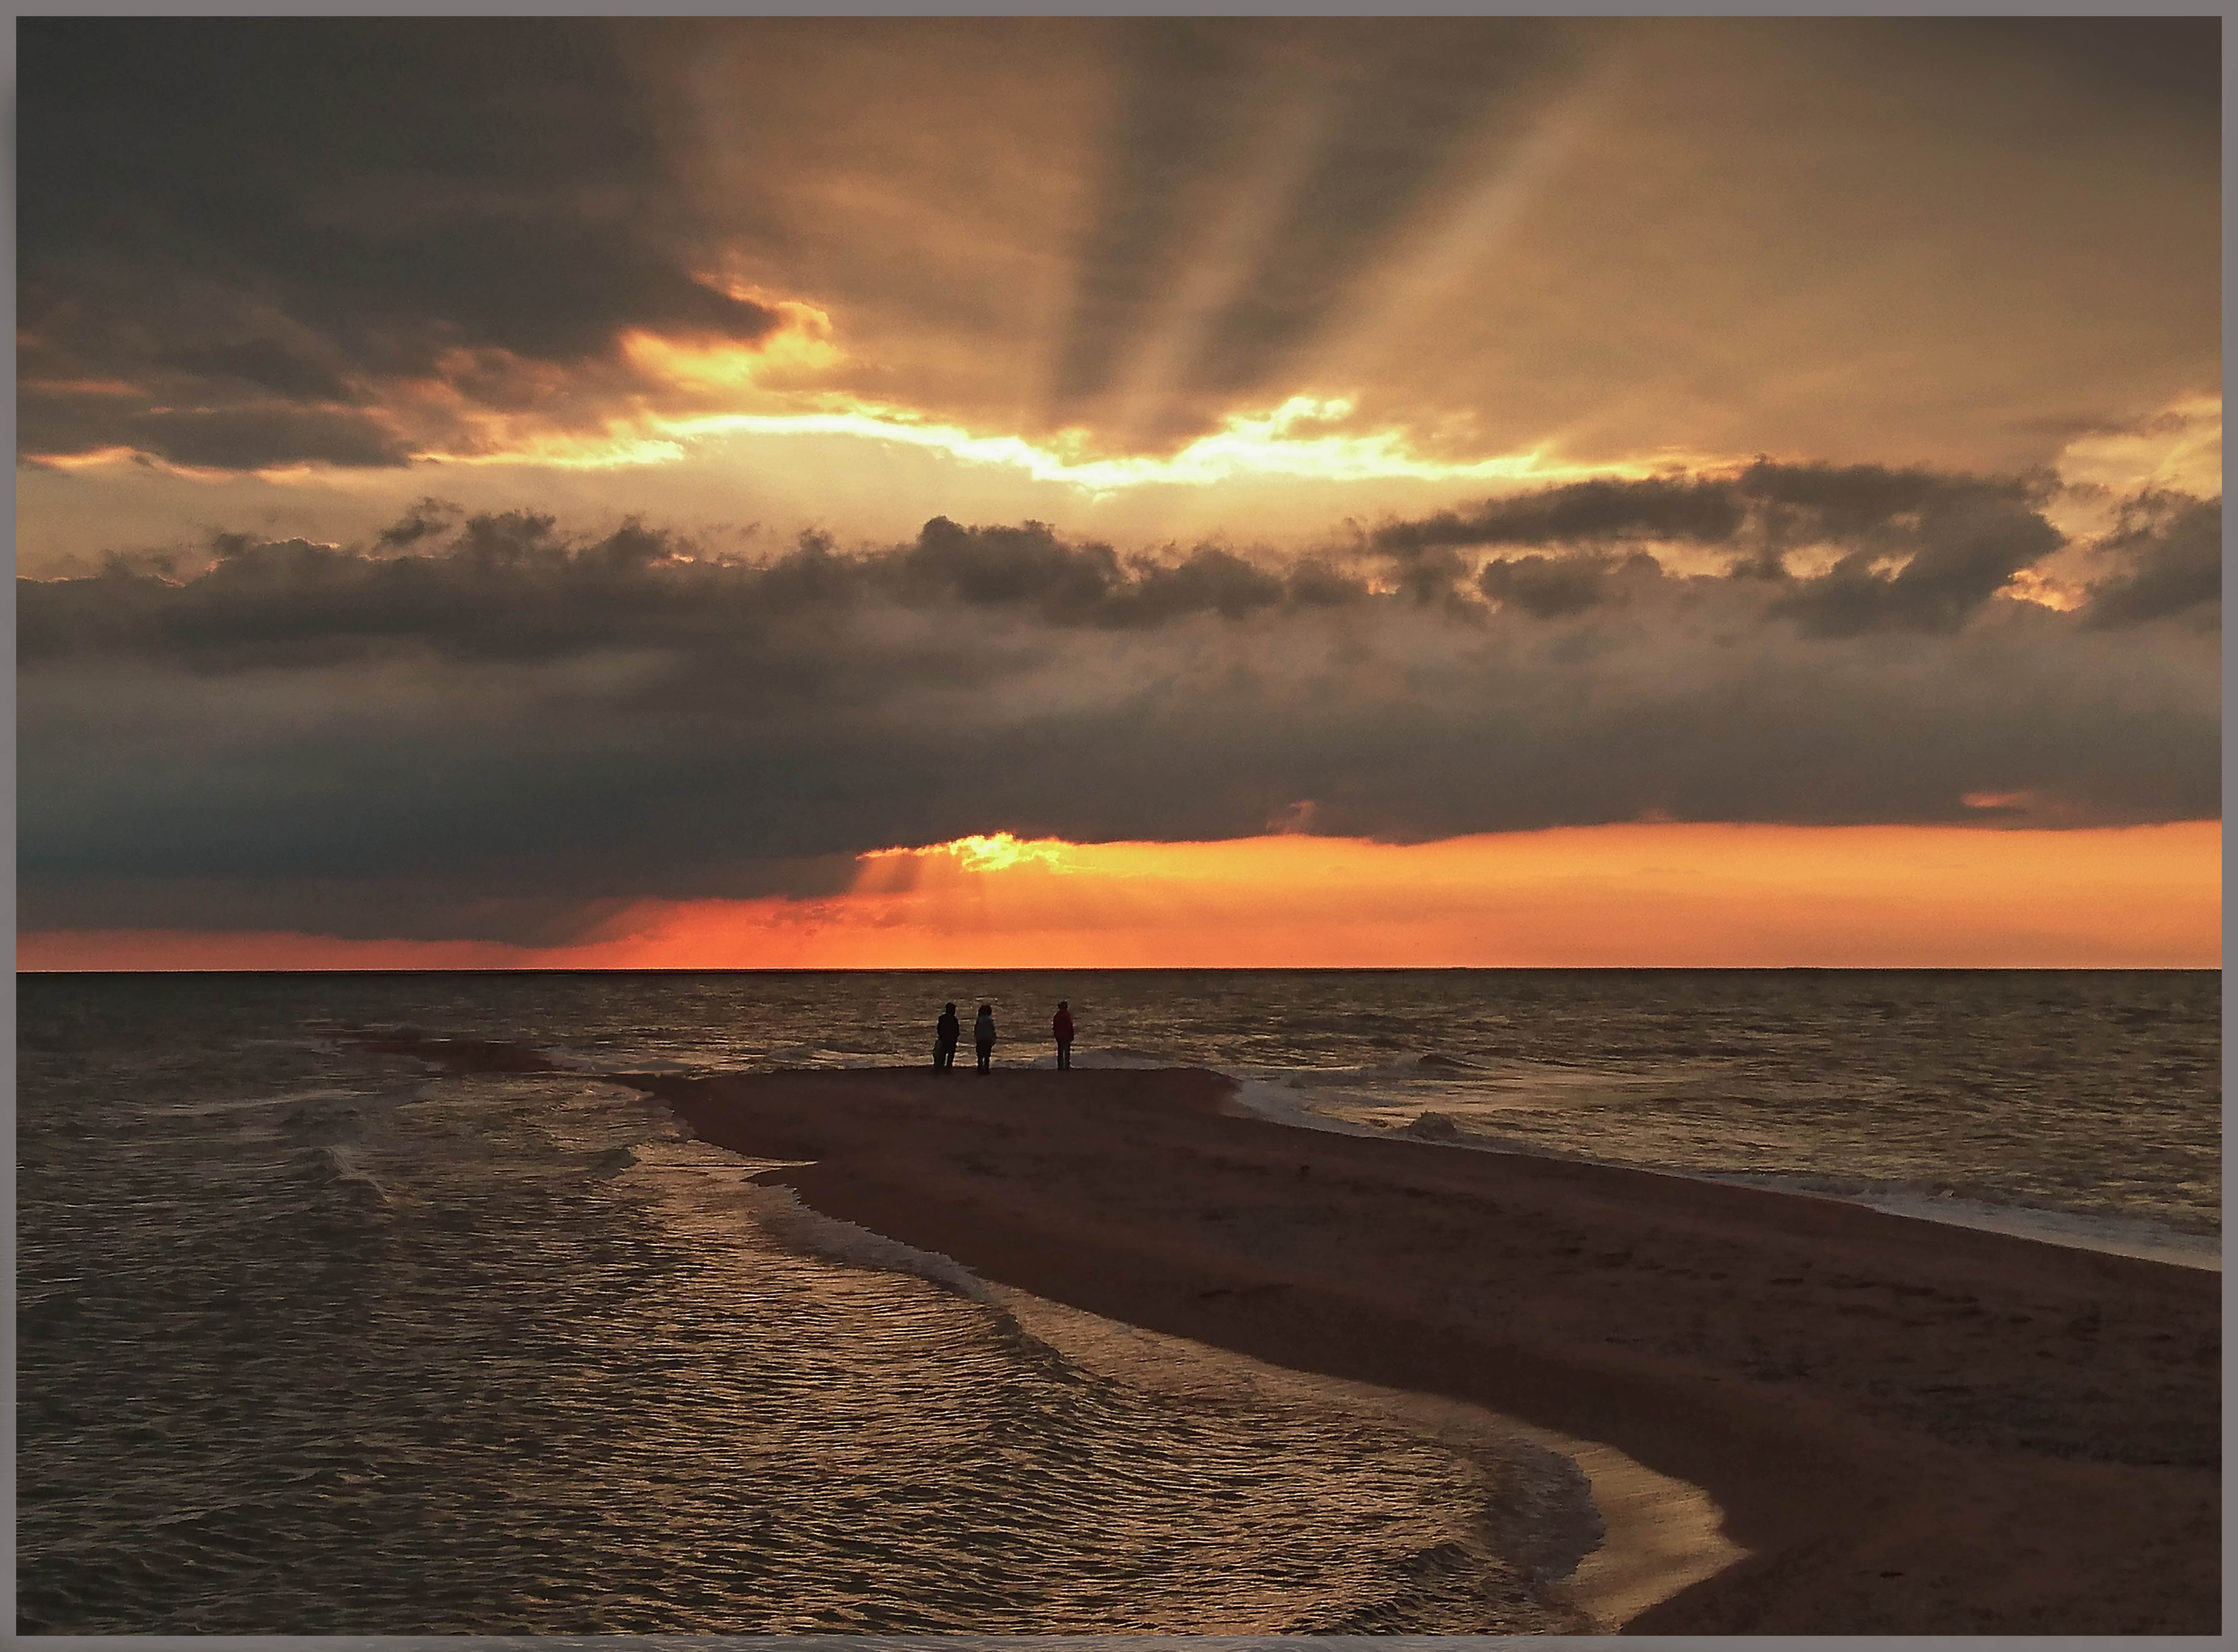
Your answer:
[929,999,1078,1072]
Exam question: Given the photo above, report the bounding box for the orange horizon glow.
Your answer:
[17,821,2221,973]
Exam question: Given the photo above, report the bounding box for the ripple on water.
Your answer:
[19,1056,1593,1635]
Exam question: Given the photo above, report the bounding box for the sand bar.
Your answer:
[354,1038,2221,1633]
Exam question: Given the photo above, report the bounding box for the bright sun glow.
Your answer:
[617,306,844,393]
[616,393,1713,497]
[22,821,2217,972]
[866,832,1073,874]
[23,378,1725,495]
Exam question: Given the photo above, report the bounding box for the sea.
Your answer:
[15,968,2221,1636]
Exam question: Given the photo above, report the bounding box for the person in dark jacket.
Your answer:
[1052,1000,1075,1070]
[934,1002,961,1070]
[973,1004,997,1072]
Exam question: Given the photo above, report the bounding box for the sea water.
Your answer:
[15,968,2219,1633]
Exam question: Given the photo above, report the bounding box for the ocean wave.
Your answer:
[587,1145,646,1179]
[744,1182,999,1305]
[1050,1046,1186,1071]
[537,1045,699,1076]
[1221,1077,1390,1140]
[1249,1052,1621,1091]
[582,1098,997,1305]
[1691,1168,2224,1269]
[288,1144,390,1208]
[1226,1079,2223,1271]
[1853,1194,2222,1270]
[277,1101,365,1143]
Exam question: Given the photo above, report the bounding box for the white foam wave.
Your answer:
[743,1183,997,1304]
[1221,1075,1388,1138]
[1851,1190,2220,1271]
[291,1143,390,1207]
[537,1045,698,1076]
[600,1102,997,1303]
[152,1084,360,1122]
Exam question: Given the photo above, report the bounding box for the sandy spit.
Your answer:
[357,1038,2221,1634]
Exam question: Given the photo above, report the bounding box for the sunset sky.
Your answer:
[17,17,2222,970]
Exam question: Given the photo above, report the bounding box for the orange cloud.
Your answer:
[22,822,2219,972]
[619,302,843,394]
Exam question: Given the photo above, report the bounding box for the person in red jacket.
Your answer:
[1052,1000,1075,1070]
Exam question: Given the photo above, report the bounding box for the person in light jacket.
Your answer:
[973,1004,997,1073]
[1052,1001,1075,1070]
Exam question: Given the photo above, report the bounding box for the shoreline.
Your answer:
[976,1281,1742,1632]
[563,1046,2223,1272]
[353,1036,2222,1633]
[1218,1070,2224,1272]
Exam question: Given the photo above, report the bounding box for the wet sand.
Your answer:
[360,1040,2222,1632]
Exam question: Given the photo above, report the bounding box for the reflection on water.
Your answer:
[86,966,2206,1235]
[18,984,1594,1634]
[17,967,2215,1632]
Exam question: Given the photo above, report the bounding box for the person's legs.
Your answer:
[976,1042,991,1073]
[1057,1039,1071,1070]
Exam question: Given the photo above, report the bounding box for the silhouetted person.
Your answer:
[1052,1000,1075,1070]
[934,1002,960,1071]
[973,1004,997,1073]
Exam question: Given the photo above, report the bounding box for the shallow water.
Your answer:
[19,974,1600,1635]
[17,968,2217,1631]
[56,967,2204,1237]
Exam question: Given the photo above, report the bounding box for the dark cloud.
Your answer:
[375,498,467,552]
[1368,461,2067,633]
[1767,492,2063,639]
[158,340,355,404]
[895,518,1125,620]
[1374,475,1747,553]
[1477,549,1664,619]
[17,485,2218,942]
[2081,493,2222,630]
[2008,407,2207,444]
[17,512,1352,675]
[17,18,779,465]
[123,407,414,472]
[1733,458,2045,532]
[15,864,858,949]
[896,518,1302,625]
[1907,18,2220,118]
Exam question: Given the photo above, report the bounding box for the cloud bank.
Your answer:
[18,18,779,472]
[20,467,2218,944]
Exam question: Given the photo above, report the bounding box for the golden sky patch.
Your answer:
[23,823,2216,972]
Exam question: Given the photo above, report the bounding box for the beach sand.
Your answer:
[361,1040,2222,1632]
